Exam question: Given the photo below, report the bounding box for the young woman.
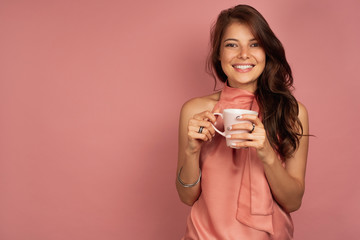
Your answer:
[176,4,309,240]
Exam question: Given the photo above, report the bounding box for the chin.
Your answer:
[228,79,257,89]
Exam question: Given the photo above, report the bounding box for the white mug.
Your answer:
[212,109,258,149]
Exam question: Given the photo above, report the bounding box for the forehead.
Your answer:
[222,21,255,41]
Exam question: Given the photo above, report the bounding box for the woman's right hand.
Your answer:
[186,111,217,153]
[176,96,219,206]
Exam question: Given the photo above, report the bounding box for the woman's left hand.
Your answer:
[226,114,277,163]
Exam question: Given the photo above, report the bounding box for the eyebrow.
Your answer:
[223,38,257,42]
[224,38,239,42]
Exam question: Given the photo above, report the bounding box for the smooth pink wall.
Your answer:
[0,0,359,239]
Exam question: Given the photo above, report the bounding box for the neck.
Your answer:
[226,80,257,93]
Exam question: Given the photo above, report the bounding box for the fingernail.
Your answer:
[227,126,232,131]
[226,135,231,138]
[231,143,237,146]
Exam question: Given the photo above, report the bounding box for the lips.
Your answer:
[233,64,255,69]
[232,64,255,72]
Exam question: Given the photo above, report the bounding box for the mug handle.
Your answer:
[211,113,225,137]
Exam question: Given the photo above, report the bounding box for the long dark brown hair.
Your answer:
[207,4,303,160]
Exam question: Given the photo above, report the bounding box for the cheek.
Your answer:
[220,61,229,74]
[219,48,238,62]
[257,58,266,72]
[254,52,266,73]
[254,51,266,64]
[258,51,266,64]
[219,51,227,62]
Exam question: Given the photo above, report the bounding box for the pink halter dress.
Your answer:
[182,85,294,240]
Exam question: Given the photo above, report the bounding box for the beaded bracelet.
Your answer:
[177,167,201,188]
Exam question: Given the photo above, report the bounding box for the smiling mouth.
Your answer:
[233,64,255,70]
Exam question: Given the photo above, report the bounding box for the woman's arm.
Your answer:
[228,102,309,212]
[176,97,217,206]
[262,102,309,212]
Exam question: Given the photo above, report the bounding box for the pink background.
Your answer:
[1,0,359,239]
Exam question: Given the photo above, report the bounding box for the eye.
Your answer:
[225,43,237,48]
[250,42,260,47]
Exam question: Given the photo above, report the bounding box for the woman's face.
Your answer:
[219,22,266,92]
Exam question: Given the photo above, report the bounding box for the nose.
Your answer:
[237,47,249,59]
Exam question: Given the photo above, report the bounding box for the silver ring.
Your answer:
[250,123,255,133]
[198,126,204,133]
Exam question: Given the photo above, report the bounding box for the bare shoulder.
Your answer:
[297,101,309,133]
[180,92,220,118]
[297,101,308,119]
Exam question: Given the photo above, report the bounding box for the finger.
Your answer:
[194,111,217,123]
[237,114,263,126]
[212,107,221,116]
[202,127,214,141]
[189,126,213,141]
[201,125,216,137]
[188,131,209,142]
[226,132,255,141]
[199,121,216,136]
[188,118,216,136]
[205,111,217,123]
[230,140,261,149]
[230,122,254,131]
[226,132,266,141]
[188,119,213,129]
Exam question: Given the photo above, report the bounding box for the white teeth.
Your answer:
[234,65,253,69]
